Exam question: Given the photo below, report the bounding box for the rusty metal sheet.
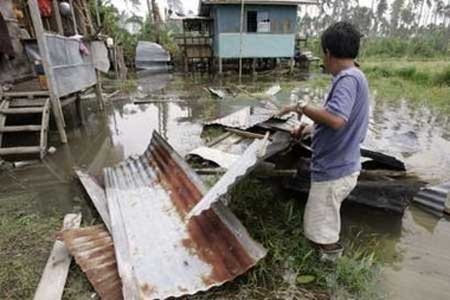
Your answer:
[204,106,275,130]
[104,131,267,299]
[63,225,123,300]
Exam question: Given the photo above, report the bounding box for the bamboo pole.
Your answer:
[52,0,64,35]
[238,0,245,83]
[28,0,68,143]
[68,0,78,35]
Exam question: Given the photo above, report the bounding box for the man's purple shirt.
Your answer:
[311,66,370,182]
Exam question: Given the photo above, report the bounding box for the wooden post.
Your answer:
[238,0,245,83]
[218,57,223,75]
[290,57,295,74]
[28,0,68,143]
[252,58,257,76]
[52,0,64,35]
[68,0,78,35]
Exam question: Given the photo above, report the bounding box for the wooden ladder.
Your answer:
[0,97,50,160]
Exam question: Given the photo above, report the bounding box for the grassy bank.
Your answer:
[306,59,450,114]
[0,193,93,299]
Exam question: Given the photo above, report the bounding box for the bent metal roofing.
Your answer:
[103,130,267,299]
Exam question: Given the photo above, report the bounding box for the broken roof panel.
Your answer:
[187,134,271,219]
[63,225,123,300]
[104,131,267,299]
[204,106,275,130]
[187,146,239,169]
[75,169,111,232]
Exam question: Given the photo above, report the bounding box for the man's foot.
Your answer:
[318,243,344,263]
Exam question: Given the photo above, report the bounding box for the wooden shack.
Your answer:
[176,0,318,73]
[0,0,105,160]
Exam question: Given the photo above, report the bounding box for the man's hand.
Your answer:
[291,123,311,140]
[275,104,297,117]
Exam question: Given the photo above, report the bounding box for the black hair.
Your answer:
[321,22,361,59]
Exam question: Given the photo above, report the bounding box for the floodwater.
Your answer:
[1,73,449,299]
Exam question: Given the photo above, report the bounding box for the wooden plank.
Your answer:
[33,213,82,300]
[0,146,41,155]
[40,99,50,159]
[0,100,10,147]
[52,0,64,35]
[9,98,47,107]
[28,0,68,144]
[3,90,49,98]
[0,125,42,132]
[1,107,44,114]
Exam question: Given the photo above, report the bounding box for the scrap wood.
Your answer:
[33,213,82,300]
[103,131,267,299]
[75,169,111,232]
[63,225,123,300]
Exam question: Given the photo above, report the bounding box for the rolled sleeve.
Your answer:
[325,76,357,122]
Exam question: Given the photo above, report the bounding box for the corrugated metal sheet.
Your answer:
[204,106,275,130]
[104,131,267,299]
[413,182,450,216]
[187,146,239,169]
[75,169,111,233]
[135,41,171,71]
[187,134,270,219]
[63,225,123,300]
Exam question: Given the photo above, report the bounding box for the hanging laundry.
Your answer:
[38,0,52,17]
[0,12,14,56]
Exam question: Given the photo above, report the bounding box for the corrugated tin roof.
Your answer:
[204,106,275,130]
[135,41,171,63]
[63,225,123,300]
[75,170,111,233]
[187,135,269,219]
[413,182,450,216]
[187,146,239,169]
[103,131,267,299]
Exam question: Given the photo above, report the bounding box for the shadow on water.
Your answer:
[0,73,449,299]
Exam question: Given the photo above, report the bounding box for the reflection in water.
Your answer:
[0,74,449,300]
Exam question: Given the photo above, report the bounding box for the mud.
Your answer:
[0,73,449,299]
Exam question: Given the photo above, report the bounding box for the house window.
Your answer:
[247,11,270,33]
[247,11,257,32]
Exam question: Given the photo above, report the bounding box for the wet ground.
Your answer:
[1,73,449,299]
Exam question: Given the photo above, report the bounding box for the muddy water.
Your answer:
[1,73,449,299]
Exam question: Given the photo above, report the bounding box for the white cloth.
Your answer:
[304,172,359,244]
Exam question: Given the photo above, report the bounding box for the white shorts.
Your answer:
[303,172,359,244]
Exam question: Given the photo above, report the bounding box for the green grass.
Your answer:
[184,178,383,300]
[304,59,450,114]
[0,193,94,300]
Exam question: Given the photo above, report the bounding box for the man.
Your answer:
[278,22,369,258]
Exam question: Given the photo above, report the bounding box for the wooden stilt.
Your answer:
[252,58,257,76]
[28,0,68,143]
[95,71,104,111]
[218,58,223,75]
[75,93,85,125]
[52,0,64,35]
